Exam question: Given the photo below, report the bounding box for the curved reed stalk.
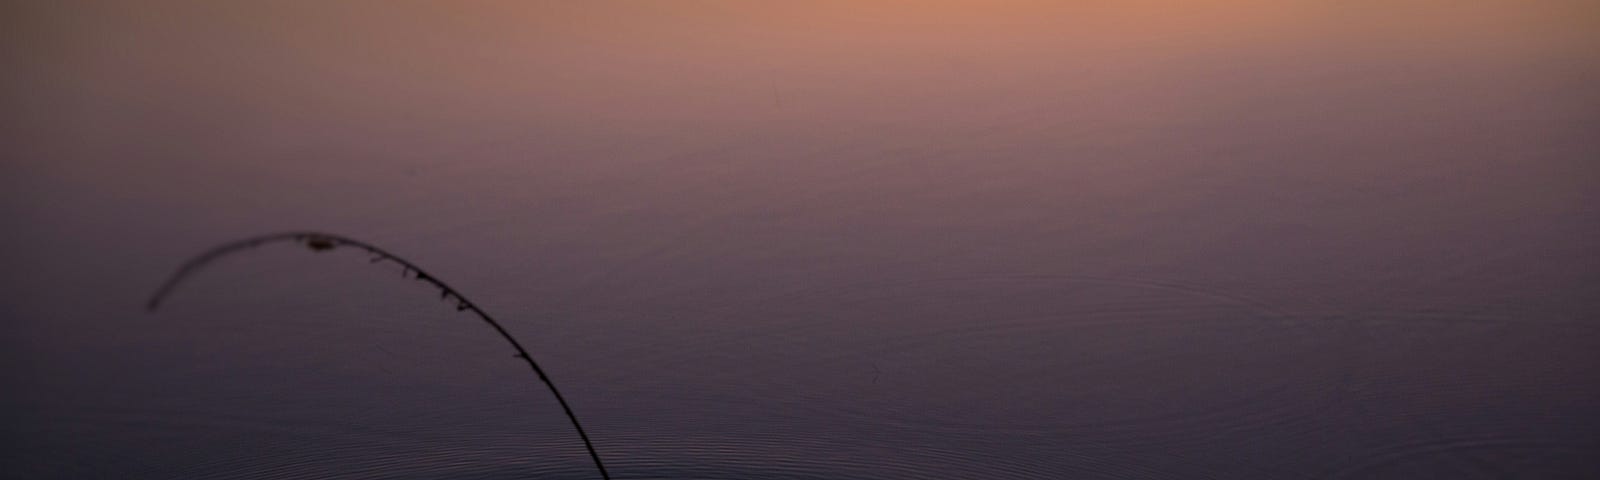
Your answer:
[147,232,611,480]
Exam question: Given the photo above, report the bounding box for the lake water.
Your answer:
[4,1,1598,478]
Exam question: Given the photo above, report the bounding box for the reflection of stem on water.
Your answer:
[146,232,612,480]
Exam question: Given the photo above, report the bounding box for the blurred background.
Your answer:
[4,1,1598,478]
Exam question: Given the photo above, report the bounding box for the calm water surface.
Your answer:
[4,1,1598,478]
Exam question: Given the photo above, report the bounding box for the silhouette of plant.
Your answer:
[147,232,611,480]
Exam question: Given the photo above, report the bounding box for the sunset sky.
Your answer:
[4,1,1598,478]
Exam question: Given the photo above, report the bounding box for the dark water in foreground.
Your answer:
[4,2,1599,478]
